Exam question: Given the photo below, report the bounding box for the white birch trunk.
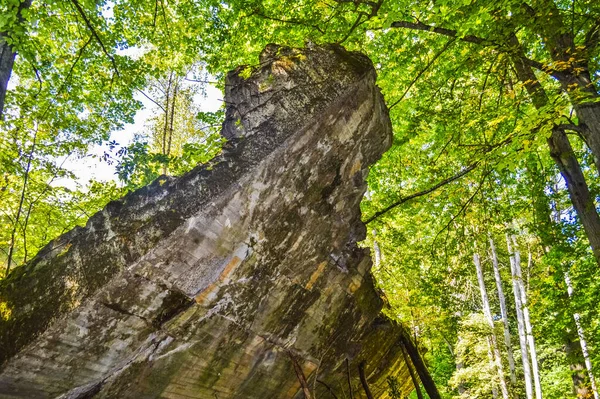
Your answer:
[512,236,543,399]
[474,252,510,399]
[488,338,499,399]
[372,230,381,268]
[507,235,534,399]
[490,236,517,385]
[565,271,600,399]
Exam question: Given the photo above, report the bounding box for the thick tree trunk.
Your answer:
[507,235,534,399]
[564,271,599,399]
[525,0,600,173]
[489,236,517,385]
[0,34,15,119]
[474,252,511,399]
[563,76,600,175]
[512,239,542,399]
[399,326,441,399]
[509,36,600,267]
[547,128,600,264]
[0,0,31,119]
[565,337,592,398]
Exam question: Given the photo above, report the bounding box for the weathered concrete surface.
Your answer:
[0,44,413,398]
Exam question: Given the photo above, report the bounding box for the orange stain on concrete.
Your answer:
[305,261,328,290]
[195,255,243,304]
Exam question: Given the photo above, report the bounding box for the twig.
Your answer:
[68,0,119,76]
[388,38,456,110]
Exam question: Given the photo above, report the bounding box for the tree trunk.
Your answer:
[401,343,424,399]
[289,352,314,399]
[560,72,600,175]
[509,35,600,267]
[565,336,592,398]
[358,361,374,399]
[523,0,600,174]
[0,0,32,118]
[474,252,511,399]
[564,271,599,399]
[487,338,500,399]
[547,128,600,263]
[507,235,534,399]
[489,236,517,385]
[399,326,441,399]
[512,238,542,399]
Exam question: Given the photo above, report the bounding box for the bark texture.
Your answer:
[0,0,31,118]
[509,35,600,267]
[473,252,510,399]
[507,236,534,399]
[512,240,542,399]
[489,237,517,385]
[0,44,413,398]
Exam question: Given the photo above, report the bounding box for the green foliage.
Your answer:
[1,1,600,397]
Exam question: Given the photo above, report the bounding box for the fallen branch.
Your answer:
[289,352,314,399]
[317,379,339,399]
[358,361,374,399]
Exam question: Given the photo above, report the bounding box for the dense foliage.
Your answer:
[1,0,600,397]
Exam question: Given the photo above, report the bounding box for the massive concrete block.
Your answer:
[0,44,413,398]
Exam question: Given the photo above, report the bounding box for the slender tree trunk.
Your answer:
[358,361,374,399]
[399,326,441,399]
[453,336,466,395]
[489,236,517,385]
[487,338,500,399]
[564,271,599,399]
[372,230,381,268]
[161,72,173,175]
[289,352,313,399]
[0,0,32,119]
[507,235,534,399]
[166,78,178,168]
[401,343,424,399]
[512,239,542,399]
[346,358,354,399]
[474,252,511,399]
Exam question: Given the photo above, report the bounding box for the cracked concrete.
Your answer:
[0,44,413,398]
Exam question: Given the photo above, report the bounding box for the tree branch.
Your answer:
[390,19,563,79]
[358,361,374,399]
[390,20,486,45]
[68,0,119,77]
[250,10,325,34]
[388,38,456,110]
[364,161,480,224]
[289,352,314,399]
[317,380,339,399]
